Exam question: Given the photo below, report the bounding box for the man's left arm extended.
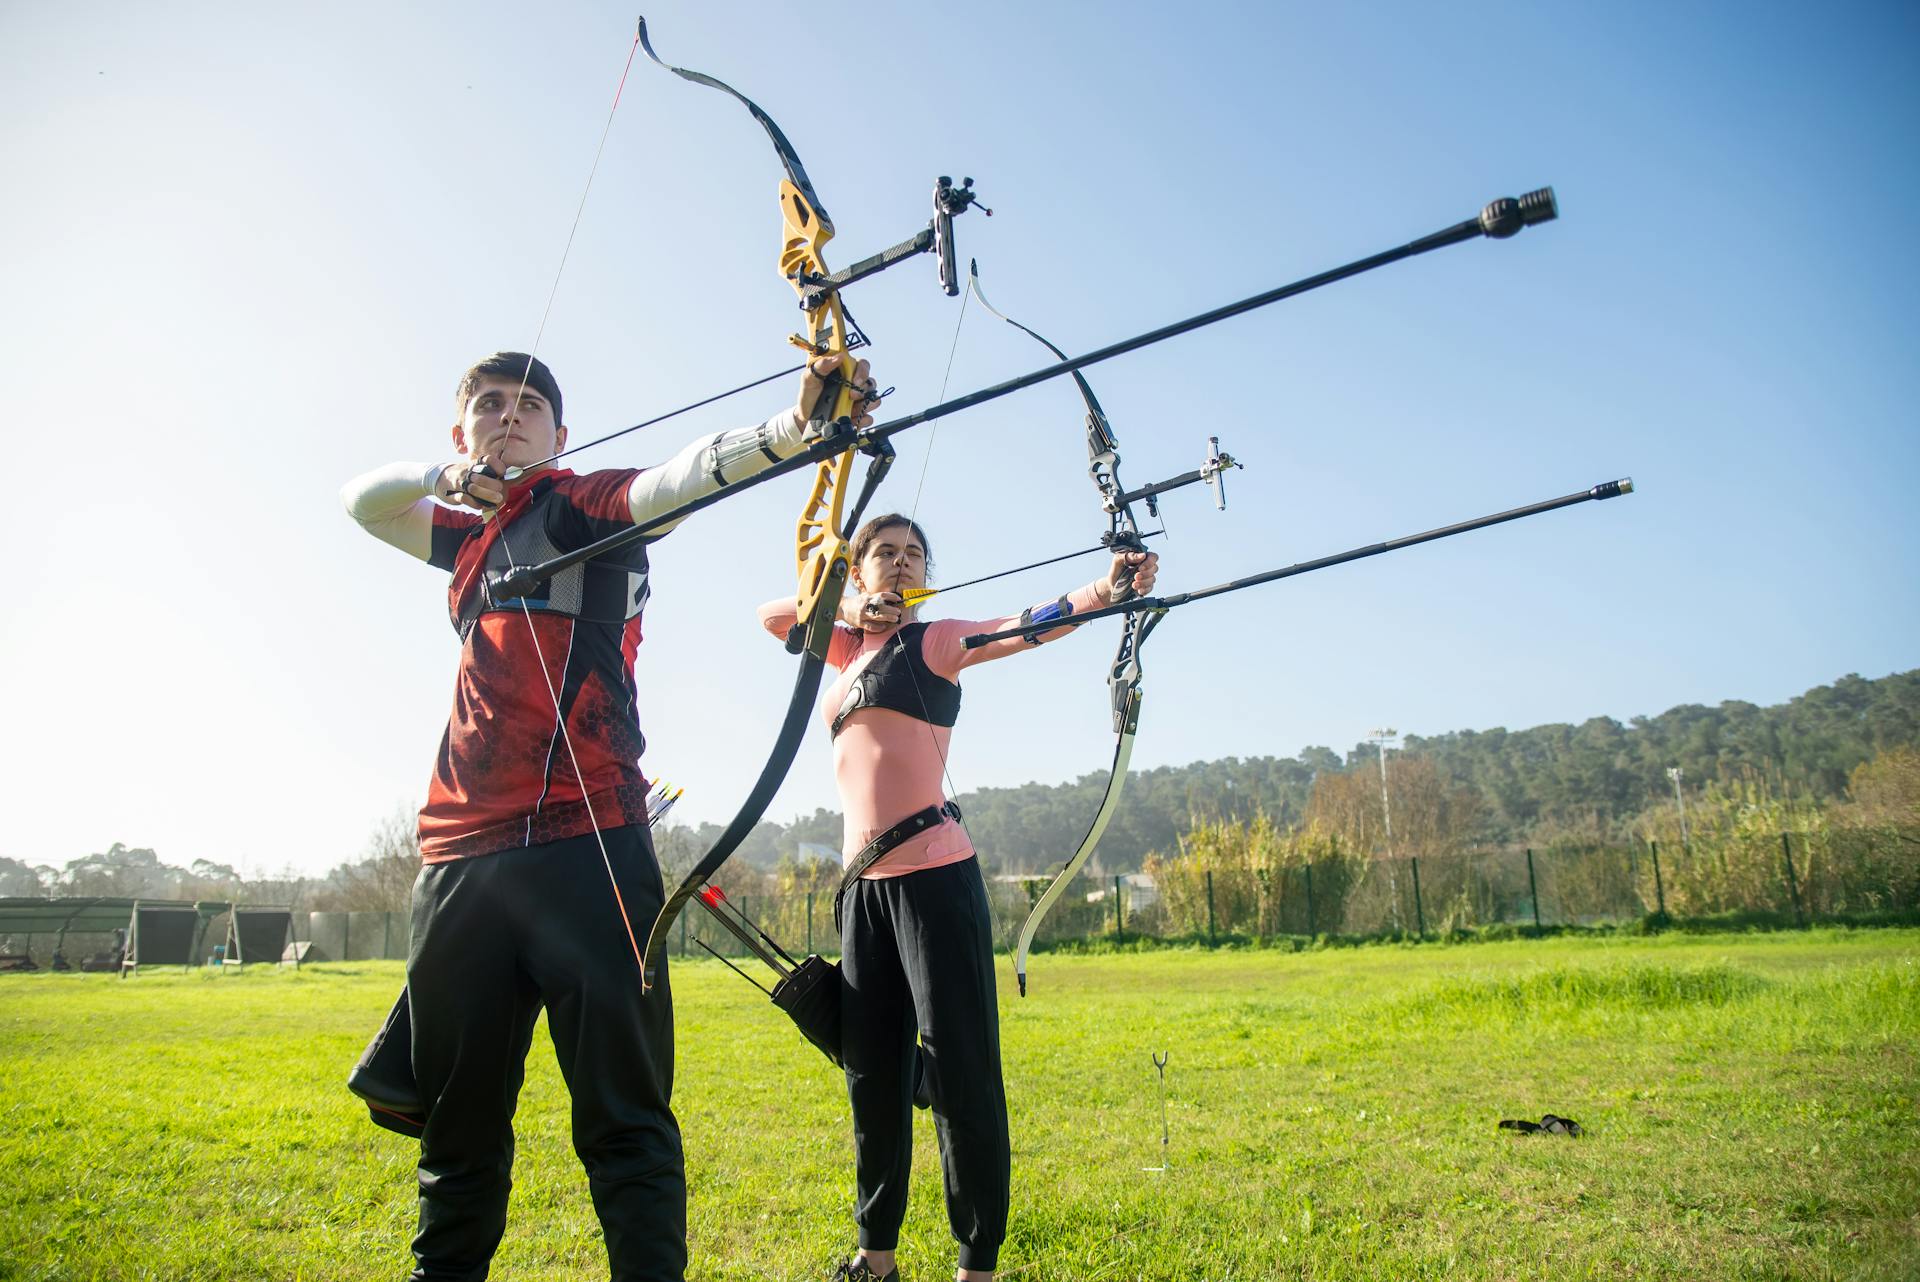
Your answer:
[624,406,808,532]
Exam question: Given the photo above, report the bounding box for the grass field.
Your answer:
[2,929,1915,1281]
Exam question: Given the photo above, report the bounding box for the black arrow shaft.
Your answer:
[912,528,1168,601]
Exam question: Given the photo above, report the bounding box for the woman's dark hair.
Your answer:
[456,351,563,426]
[850,514,934,580]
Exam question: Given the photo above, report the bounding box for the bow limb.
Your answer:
[637,16,833,233]
[639,434,893,993]
[641,653,826,988]
[1011,608,1156,994]
[966,259,1115,455]
[633,19,879,991]
[638,15,864,626]
[965,260,1157,992]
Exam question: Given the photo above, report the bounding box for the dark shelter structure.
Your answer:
[0,897,169,972]
[224,909,292,966]
[0,898,290,975]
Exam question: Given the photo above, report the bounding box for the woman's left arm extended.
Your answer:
[917,548,1160,679]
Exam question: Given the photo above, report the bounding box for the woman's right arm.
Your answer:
[756,597,800,641]
[757,597,869,669]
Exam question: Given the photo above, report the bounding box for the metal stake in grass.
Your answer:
[1144,1050,1171,1172]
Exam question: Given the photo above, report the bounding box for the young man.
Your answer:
[341,350,877,1282]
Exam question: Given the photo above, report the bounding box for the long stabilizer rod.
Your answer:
[963,478,1636,648]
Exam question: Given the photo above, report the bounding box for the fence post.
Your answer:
[383,913,393,961]
[1649,841,1668,918]
[806,891,814,955]
[1114,875,1125,942]
[343,912,351,962]
[1526,849,1543,935]
[1410,857,1426,939]
[1781,831,1806,928]
[679,910,688,958]
[1305,863,1317,937]
[1205,870,1216,947]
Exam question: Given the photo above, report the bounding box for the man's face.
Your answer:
[451,376,567,472]
[854,525,927,594]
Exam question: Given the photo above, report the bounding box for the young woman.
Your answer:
[757,514,1159,1282]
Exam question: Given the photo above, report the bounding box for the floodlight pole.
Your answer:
[1666,766,1690,851]
[1369,728,1402,931]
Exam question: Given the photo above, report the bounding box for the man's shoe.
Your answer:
[831,1258,899,1282]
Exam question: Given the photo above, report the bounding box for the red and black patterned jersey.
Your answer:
[419,468,653,862]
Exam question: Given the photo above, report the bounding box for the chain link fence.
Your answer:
[648,825,1918,967]
[305,910,410,961]
[1131,825,1916,943]
[37,827,1893,973]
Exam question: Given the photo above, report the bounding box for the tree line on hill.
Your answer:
[706,667,1919,876]
[3,669,1912,914]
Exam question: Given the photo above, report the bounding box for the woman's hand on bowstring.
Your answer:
[845,589,905,633]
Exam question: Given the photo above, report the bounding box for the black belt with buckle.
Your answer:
[833,799,964,929]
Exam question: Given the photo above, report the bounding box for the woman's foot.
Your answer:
[832,1254,897,1282]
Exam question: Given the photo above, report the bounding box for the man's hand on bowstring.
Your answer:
[439,458,507,512]
[798,354,884,441]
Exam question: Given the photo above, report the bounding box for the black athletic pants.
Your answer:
[406,826,684,1282]
[840,856,1009,1272]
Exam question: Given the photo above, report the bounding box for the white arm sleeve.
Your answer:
[627,406,809,533]
[339,461,448,562]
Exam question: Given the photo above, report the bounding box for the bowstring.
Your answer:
[882,288,985,867]
[483,28,649,972]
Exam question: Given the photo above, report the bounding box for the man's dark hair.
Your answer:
[456,352,563,427]
[851,514,935,580]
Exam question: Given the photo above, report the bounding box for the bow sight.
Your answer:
[1109,436,1241,517]
[792,176,992,312]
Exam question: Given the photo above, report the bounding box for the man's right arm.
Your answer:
[340,462,462,562]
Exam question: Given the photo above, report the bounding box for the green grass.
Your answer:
[2,930,1916,1280]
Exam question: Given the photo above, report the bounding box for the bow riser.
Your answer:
[778,174,869,640]
[793,449,856,638]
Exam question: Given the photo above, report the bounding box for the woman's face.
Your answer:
[853,523,928,595]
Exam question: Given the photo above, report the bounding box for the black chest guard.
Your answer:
[832,622,962,739]
[455,483,651,638]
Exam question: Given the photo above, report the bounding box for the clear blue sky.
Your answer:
[1,0,1913,877]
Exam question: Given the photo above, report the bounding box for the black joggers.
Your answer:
[840,856,1010,1273]
[406,825,685,1282]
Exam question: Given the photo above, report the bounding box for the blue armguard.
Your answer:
[1017,595,1074,644]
